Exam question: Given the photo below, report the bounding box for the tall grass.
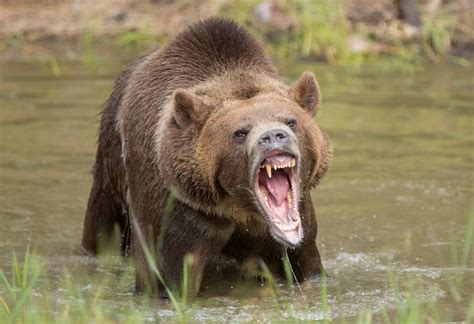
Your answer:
[0,246,43,323]
[218,0,356,64]
[217,0,470,66]
[1,212,473,323]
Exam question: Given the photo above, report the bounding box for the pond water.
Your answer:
[0,54,473,322]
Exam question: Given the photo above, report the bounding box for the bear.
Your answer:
[81,18,332,297]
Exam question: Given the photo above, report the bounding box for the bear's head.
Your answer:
[155,71,332,247]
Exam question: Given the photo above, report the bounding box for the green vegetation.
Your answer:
[217,0,469,66]
[1,0,471,68]
[0,246,43,323]
[1,212,472,323]
[219,0,356,64]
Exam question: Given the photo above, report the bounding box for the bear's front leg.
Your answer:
[158,205,235,298]
[133,200,235,298]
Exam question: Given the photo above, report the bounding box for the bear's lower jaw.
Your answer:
[254,154,303,247]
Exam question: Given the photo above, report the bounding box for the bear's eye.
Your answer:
[286,119,297,130]
[233,129,249,141]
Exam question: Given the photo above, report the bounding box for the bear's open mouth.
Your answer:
[253,152,302,246]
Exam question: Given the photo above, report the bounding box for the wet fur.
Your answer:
[81,18,332,296]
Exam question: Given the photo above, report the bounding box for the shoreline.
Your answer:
[1,0,473,64]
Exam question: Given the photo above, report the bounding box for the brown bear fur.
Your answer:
[81,18,332,297]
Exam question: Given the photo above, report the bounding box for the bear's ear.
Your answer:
[172,89,203,127]
[289,72,321,116]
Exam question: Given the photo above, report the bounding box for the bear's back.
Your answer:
[160,18,277,85]
[127,18,277,99]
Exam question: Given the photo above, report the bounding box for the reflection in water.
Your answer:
[0,60,473,321]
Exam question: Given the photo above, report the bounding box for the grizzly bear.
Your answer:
[81,18,332,297]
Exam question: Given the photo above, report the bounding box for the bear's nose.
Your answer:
[258,129,289,147]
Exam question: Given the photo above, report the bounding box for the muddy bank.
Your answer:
[0,0,473,62]
[0,0,214,41]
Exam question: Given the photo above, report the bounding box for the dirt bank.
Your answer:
[0,0,472,62]
[0,0,215,41]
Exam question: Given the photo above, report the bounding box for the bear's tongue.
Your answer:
[258,170,290,206]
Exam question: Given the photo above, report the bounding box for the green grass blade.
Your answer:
[12,252,21,290]
[461,211,474,267]
[130,214,186,323]
[321,271,329,323]
[282,248,294,285]
[181,254,189,307]
[0,296,11,317]
[0,271,13,295]
[21,245,30,290]
[10,264,41,322]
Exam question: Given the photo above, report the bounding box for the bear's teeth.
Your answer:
[265,164,272,178]
[260,159,296,173]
